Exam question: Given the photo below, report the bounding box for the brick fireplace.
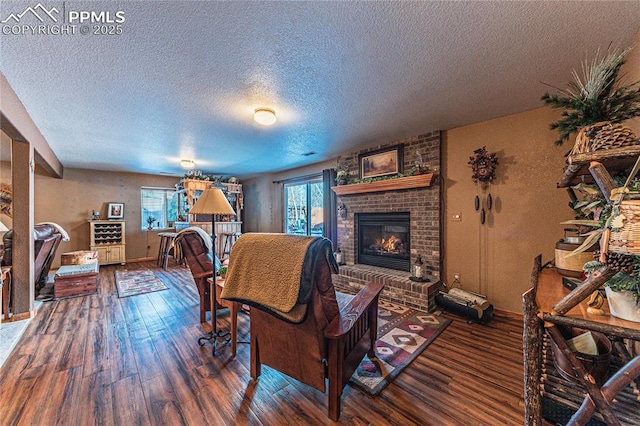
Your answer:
[357,212,411,271]
[332,131,441,311]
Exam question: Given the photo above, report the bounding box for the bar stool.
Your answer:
[222,232,241,258]
[157,232,179,270]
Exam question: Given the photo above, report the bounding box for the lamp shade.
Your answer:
[190,188,236,216]
[0,221,8,232]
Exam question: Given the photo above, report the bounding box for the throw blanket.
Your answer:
[221,233,338,323]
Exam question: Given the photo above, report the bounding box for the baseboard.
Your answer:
[493,308,523,320]
[7,310,35,322]
[126,256,156,263]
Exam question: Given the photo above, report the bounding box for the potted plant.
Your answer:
[146,216,156,230]
[541,46,640,152]
[218,265,228,279]
[336,170,349,185]
[583,259,640,323]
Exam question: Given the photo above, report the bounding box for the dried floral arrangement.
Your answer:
[541,46,640,146]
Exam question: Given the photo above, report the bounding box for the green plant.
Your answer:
[218,265,228,277]
[541,46,640,145]
[407,164,429,176]
[146,216,156,225]
[584,259,640,305]
[336,170,348,180]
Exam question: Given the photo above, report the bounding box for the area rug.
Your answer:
[115,268,169,298]
[349,300,451,396]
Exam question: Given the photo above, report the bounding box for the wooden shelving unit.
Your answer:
[176,179,243,222]
[89,220,126,265]
[525,151,640,424]
[558,145,640,188]
[331,173,435,196]
[175,178,243,256]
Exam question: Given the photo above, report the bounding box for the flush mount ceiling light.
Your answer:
[180,159,195,169]
[254,108,277,126]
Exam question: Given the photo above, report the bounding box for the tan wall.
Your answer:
[1,131,12,228]
[243,159,335,233]
[443,107,573,313]
[34,168,178,267]
[620,28,640,134]
[442,30,640,313]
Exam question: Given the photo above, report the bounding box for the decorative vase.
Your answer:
[337,178,347,186]
[605,287,640,323]
[147,224,153,230]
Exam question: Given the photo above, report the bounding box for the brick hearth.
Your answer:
[333,264,438,312]
[333,131,441,311]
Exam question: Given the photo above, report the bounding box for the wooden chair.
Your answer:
[243,237,384,421]
[2,223,64,291]
[174,229,214,323]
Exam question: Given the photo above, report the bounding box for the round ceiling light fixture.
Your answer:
[254,108,277,126]
[180,159,195,169]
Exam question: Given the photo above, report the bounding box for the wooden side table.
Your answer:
[524,257,640,425]
[206,277,239,357]
[1,265,11,322]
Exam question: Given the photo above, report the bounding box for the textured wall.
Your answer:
[34,168,178,267]
[620,29,640,134]
[443,107,571,312]
[242,159,335,233]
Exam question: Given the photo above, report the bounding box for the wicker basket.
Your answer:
[609,200,640,255]
[570,121,638,156]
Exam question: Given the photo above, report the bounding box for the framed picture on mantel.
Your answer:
[359,145,403,179]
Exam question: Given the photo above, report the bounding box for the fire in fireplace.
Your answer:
[357,212,410,271]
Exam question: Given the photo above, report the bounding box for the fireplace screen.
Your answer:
[357,212,410,271]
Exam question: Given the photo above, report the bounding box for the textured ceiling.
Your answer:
[0,1,639,178]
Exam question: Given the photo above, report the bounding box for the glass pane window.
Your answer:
[284,179,323,236]
[310,181,324,236]
[141,187,178,230]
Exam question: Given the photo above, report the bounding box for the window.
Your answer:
[284,178,323,236]
[141,187,178,230]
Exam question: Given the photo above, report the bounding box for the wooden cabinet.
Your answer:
[176,179,243,222]
[89,220,126,265]
[175,179,244,255]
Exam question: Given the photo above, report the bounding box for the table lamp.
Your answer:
[190,187,236,355]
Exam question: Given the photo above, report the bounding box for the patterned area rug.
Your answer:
[349,300,452,396]
[115,268,169,298]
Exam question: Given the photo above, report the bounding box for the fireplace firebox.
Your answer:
[357,212,410,271]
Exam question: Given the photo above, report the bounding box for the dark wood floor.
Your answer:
[0,261,525,425]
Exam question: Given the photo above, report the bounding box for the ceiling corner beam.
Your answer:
[0,71,63,178]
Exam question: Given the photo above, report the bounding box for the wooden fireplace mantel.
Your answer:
[331,173,435,196]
